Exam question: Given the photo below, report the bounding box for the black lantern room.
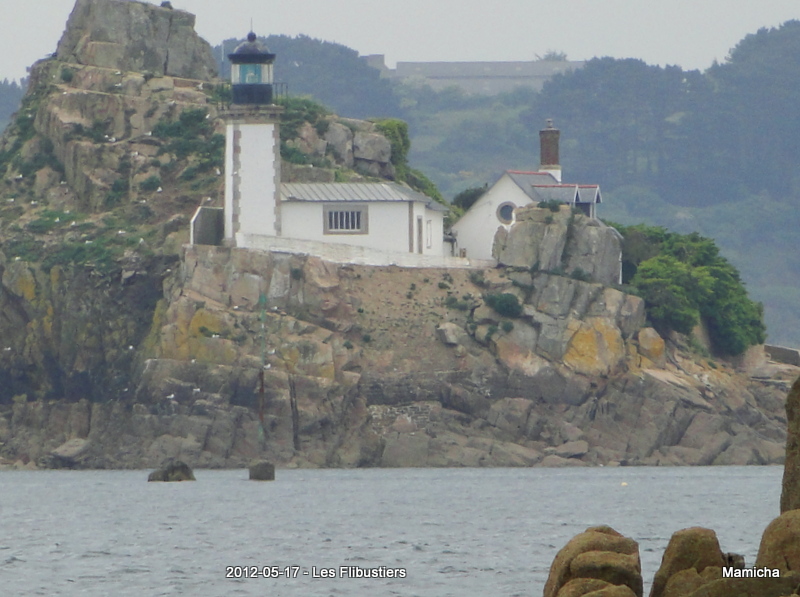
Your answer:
[229,32,276,105]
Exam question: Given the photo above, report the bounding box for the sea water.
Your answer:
[0,466,782,596]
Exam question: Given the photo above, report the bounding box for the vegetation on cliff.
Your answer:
[615,223,766,355]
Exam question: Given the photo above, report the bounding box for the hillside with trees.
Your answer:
[0,79,26,134]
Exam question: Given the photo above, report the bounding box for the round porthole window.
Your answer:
[497,202,516,224]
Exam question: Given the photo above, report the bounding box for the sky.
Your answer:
[0,0,798,82]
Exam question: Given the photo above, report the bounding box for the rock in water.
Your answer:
[56,0,217,80]
[249,461,275,481]
[542,525,642,597]
[781,376,800,513]
[147,460,195,482]
[649,527,725,597]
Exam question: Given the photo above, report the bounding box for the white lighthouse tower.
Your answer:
[223,32,283,247]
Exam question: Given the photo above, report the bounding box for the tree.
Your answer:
[631,255,702,335]
[619,224,765,355]
[452,185,488,211]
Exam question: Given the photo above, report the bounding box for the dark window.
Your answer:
[497,202,516,224]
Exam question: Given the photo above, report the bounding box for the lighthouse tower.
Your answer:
[223,32,283,246]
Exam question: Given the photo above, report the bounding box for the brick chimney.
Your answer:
[539,119,561,182]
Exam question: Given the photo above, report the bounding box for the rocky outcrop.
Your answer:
[56,0,217,80]
[147,459,195,481]
[543,526,642,597]
[546,522,800,597]
[284,117,395,179]
[493,205,622,286]
[1,245,792,470]
[756,509,800,573]
[782,376,800,512]
[249,460,275,480]
[650,528,725,597]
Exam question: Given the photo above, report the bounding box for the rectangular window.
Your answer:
[324,205,368,234]
[426,219,432,248]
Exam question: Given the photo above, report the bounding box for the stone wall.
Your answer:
[765,344,800,367]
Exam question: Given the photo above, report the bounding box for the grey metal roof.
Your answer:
[504,171,560,201]
[577,186,602,204]
[502,171,601,205]
[281,182,448,211]
[530,186,580,204]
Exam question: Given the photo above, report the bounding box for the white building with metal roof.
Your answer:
[450,122,604,261]
[279,182,448,257]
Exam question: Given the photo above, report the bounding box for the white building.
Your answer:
[191,33,468,268]
[450,121,603,261]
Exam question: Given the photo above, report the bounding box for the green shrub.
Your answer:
[570,267,592,282]
[445,296,470,311]
[26,219,58,234]
[620,225,766,355]
[501,320,514,333]
[538,199,562,212]
[484,293,522,318]
[469,270,487,287]
[60,68,74,83]
[438,282,450,290]
[139,175,161,192]
[281,143,310,165]
[276,96,330,140]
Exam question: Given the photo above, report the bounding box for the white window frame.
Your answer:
[323,204,369,235]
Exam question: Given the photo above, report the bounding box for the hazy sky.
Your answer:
[1,0,798,82]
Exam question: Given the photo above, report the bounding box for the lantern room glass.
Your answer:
[231,63,273,85]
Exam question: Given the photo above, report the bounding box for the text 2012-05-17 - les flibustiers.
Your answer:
[226,565,408,579]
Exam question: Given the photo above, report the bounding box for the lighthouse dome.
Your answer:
[233,32,270,55]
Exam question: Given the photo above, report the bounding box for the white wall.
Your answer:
[281,201,411,253]
[226,122,278,241]
[450,174,532,260]
[425,208,445,257]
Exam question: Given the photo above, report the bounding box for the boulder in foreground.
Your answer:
[543,525,642,597]
[781,376,800,513]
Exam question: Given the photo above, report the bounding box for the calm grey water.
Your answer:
[0,466,782,597]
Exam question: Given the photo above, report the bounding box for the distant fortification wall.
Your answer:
[765,344,800,366]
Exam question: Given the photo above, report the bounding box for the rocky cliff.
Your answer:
[1,237,793,469]
[0,0,795,470]
[494,203,623,286]
[56,0,218,80]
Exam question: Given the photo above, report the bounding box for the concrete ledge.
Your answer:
[236,233,495,269]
